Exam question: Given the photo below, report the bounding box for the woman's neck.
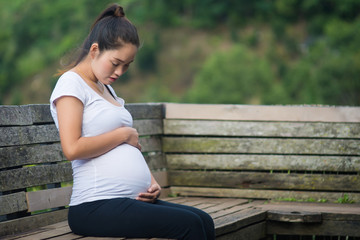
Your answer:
[73,63,104,95]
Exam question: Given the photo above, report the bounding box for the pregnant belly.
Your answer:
[89,144,152,199]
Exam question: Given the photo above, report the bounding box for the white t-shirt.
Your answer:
[50,71,151,206]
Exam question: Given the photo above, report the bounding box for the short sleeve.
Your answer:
[49,72,87,128]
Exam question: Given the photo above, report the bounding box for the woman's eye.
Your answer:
[112,62,119,67]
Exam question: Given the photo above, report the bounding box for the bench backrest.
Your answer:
[1,103,360,237]
[0,103,165,236]
[162,103,360,203]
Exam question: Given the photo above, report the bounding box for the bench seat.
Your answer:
[2,197,267,240]
[4,197,360,239]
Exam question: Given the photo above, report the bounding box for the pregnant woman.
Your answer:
[50,3,214,240]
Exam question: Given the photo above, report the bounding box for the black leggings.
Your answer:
[68,198,215,240]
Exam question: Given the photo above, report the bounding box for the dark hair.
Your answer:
[58,3,139,74]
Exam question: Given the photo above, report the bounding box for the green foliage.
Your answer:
[185,45,275,104]
[336,194,355,204]
[0,0,359,105]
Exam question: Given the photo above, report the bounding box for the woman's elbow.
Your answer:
[61,146,78,161]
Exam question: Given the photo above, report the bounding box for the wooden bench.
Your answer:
[163,103,360,238]
[1,103,360,239]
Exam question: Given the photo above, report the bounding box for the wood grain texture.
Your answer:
[166,154,360,172]
[0,209,68,237]
[26,186,72,212]
[0,124,59,147]
[0,143,65,169]
[0,163,72,192]
[133,119,163,136]
[168,170,360,191]
[163,137,360,155]
[164,119,360,138]
[165,103,360,122]
[0,104,52,126]
[170,186,360,202]
[125,103,164,120]
[0,192,27,215]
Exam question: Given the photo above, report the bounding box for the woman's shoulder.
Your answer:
[50,71,87,105]
[57,71,84,85]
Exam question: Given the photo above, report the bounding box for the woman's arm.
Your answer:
[55,96,140,161]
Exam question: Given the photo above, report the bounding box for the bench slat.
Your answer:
[214,208,267,237]
[0,105,53,126]
[165,103,360,122]
[0,163,72,192]
[0,143,64,169]
[13,224,72,240]
[167,154,360,172]
[169,170,360,192]
[216,221,266,240]
[164,119,360,138]
[0,119,162,148]
[0,137,161,171]
[267,220,360,237]
[26,186,72,212]
[133,119,163,136]
[125,103,163,120]
[0,209,68,237]
[163,137,360,155]
[0,124,59,147]
[0,192,27,215]
[144,152,167,170]
[139,136,162,153]
[170,186,360,202]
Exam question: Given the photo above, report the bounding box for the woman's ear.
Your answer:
[89,43,99,59]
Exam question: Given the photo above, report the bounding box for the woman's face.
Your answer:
[91,43,138,85]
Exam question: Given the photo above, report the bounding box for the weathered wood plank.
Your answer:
[26,186,72,212]
[214,208,267,237]
[0,192,27,215]
[165,103,360,122]
[166,154,360,172]
[169,170,360,192]
[267,220,360,236]
[258,202,360,221]
[28,104,54,124]
[0,143,65,169]
[170,187,360,203]
[0,104,53,126]
[163,137,360,155]
[216,221,266,240]
[144,152,166,170]
[267,210,322,223]
[13,225,72,240]
[0,209,68,237]
[151,170,168,188]
[0,163,72,192]
[204,199,249,215]
[210,200,266,219]
[139,136,162,152]
[0,105,32,126]
[0,136,160,170]
[164,119,360,138]
[133,119,163,136]
[0,124,59,147]
[125,103,164,120]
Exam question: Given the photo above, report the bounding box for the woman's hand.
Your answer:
[122,127,141,150]
[137,183,161,203]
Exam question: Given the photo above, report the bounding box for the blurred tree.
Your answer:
[185,45,275,104]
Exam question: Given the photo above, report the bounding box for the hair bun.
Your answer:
[114,6,125,17]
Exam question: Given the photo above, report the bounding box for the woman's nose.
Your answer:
[115,67,124,77]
